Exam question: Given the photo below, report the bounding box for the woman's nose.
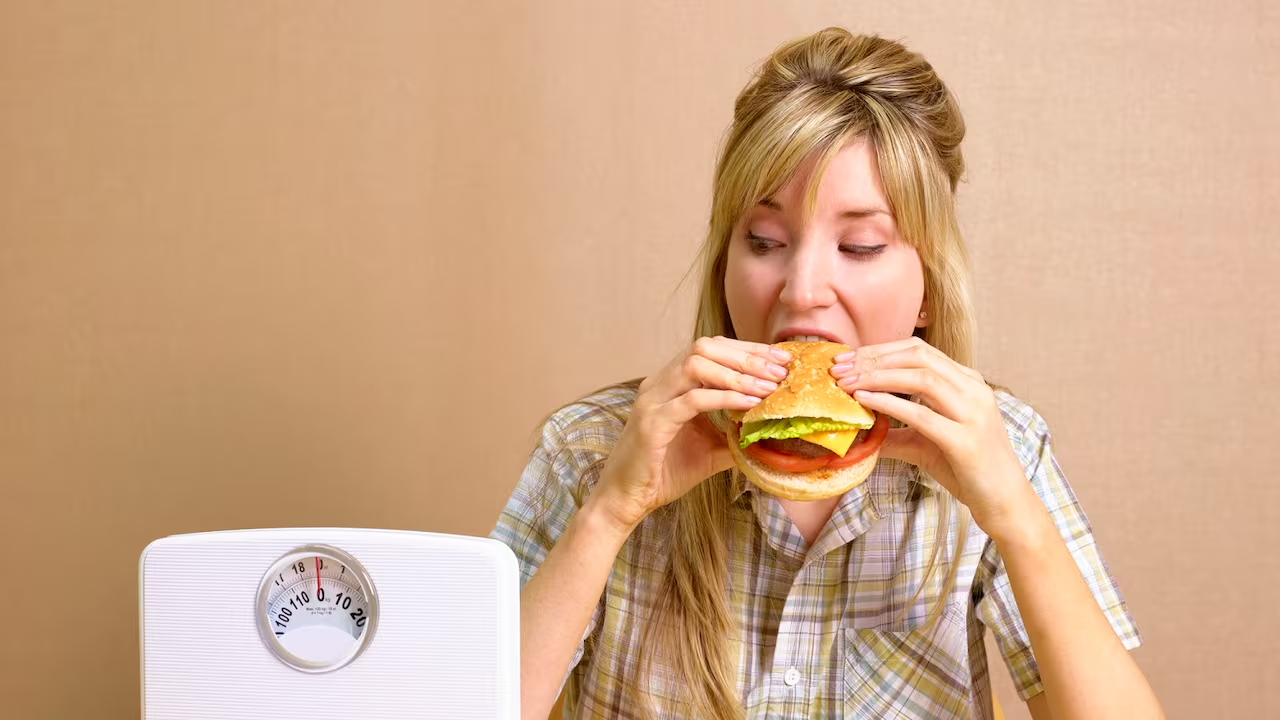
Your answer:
[778,247,837,311]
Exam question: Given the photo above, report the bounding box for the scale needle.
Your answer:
[315,556,321,596]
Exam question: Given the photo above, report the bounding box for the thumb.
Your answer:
[695,413,738,476]
[879,427,957,496]
[706,445,736,477]
[879,427,930,468]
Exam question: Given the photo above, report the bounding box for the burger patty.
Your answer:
[758,437,843,457]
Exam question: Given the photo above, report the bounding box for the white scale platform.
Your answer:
[139,528,520,719]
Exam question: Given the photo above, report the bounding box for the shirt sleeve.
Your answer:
[972,392,1143,701]
[489,407,608,696]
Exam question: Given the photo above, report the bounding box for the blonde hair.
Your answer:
[548,28,978,719]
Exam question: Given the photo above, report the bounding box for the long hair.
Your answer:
[550,28,978,719]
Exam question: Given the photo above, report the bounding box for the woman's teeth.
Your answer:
[784,335,826,342]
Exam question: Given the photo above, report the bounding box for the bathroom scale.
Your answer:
[139,527,520,719]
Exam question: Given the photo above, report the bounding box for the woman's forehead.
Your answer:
[744,143,893,229]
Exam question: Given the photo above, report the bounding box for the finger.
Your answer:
[666,387,763,425]
[852,389,956,446]
[686,353,781,398]
[838,367,967,421]
[837,338,975,391]
[833,336,921,363]
[651,351,782,406]
[652,337,789,403]
[906,343,984,384]
[692,335,792,380]
[843,344,994,423]
[688,412,738,475]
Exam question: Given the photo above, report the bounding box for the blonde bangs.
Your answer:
[714,91,867,235]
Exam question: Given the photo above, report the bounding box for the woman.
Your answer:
[492,28,1164,720]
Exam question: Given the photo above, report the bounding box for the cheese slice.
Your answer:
[800,430,858,457]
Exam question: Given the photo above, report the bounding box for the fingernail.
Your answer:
[831,362,853,376]
[766,363,787,380]
[833,350,855,363]
[769,348,793,362]
[754,378,778,394]
[743,395,762,405]
[839,374,860,388]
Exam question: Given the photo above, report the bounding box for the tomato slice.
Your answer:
[741,413,889,473]
[743,442,832,473]
[825,413,888,468]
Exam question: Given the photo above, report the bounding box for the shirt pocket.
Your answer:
[839,607,973,719]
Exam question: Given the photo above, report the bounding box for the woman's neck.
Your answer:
[777,495,842,546]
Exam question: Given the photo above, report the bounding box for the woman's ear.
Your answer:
[915,306,930,329]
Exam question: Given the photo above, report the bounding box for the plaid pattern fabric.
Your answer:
[492,384,1141,719]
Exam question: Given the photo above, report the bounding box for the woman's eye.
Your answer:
[746,232,780,254]
[840,244,887,258]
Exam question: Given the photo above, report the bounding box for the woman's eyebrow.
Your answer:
[758,197,891,218]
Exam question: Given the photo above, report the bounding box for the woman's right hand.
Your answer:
[587,336,792,532]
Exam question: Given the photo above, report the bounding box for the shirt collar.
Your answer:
[731,459,936,562]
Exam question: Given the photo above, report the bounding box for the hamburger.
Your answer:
[726,340,889,500]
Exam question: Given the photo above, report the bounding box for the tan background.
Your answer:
[2,1,1276,718]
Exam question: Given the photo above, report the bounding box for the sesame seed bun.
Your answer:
[727,340,885,501]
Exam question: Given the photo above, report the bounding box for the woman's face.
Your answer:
[724,138,928,349]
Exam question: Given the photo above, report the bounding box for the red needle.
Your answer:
[315,556,321,596]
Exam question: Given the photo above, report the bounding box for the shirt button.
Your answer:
[784,667,801,686]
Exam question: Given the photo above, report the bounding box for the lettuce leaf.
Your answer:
[739,417,866,448]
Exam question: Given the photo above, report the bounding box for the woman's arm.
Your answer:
[992,476,1162,720]
[832,337,1164,720]
[514,337,791,719]
[1027,693,1053,719]
[518,497,635,720]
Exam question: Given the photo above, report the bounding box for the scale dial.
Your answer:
[255,544,378,672]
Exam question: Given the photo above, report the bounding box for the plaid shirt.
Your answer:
[492,383,1141,719]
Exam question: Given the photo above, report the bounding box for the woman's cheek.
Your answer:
[842,264,924,342]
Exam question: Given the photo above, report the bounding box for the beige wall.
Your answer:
[3,2,1276,718]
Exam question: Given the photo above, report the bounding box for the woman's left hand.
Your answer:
[830,337,1035,540]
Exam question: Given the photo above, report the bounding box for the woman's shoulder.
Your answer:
[990,387,1074,493]
[990,386,1057,461]
[540,379,641,438]
[529,379,642,469]
[499,380,643,540]
[992,387,1049,435]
